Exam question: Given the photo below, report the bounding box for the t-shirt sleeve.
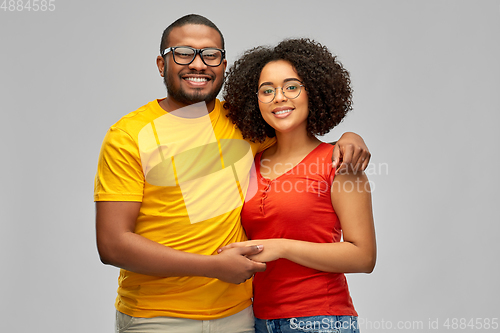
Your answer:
[257,136,276,153]
[94,126,144,202]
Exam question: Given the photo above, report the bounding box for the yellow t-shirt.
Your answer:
[94,99,274,319]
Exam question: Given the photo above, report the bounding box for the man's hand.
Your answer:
[212,245,266,284]
[332,132,371,173]
[218,240,285,263]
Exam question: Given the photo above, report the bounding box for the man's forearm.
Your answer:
[100,231,218,278]
[98,230,266,284]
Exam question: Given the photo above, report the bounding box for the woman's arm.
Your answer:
[219,171,376,273]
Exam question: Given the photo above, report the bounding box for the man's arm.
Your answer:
[95,201,266,284]
[331,132,371,173]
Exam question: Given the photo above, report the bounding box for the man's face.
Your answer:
[161,24,227,107]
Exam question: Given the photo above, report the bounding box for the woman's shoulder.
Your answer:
[310,142,335,160]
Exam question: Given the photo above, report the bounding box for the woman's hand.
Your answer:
[218,239,286,263]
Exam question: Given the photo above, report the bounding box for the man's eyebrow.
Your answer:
[258,78,301,89]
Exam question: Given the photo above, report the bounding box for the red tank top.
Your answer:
[241,143,357,319]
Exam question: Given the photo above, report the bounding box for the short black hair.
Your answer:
[160,14,225,54]
[223,38,353,142]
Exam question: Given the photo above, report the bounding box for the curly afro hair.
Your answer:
[223,38,353,142]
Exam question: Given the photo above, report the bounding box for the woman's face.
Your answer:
[257,60,309,135]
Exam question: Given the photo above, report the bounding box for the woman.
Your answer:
[220,38,376,333]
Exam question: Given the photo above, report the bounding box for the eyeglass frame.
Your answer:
[161,46,226,67]
[256,82,305,104]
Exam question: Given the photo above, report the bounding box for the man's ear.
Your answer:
[156,55,165,77]
[222,58,227,73]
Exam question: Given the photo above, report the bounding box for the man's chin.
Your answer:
[178,94,210,105]
[170,91,218,105]
[166,81,222,105]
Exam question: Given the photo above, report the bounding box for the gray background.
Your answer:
[1,1,499,332]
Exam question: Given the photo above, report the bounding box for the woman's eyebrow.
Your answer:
[258,78,301,89]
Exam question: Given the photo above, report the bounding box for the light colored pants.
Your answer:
[115,306,255,333]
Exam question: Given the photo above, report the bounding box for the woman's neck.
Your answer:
[259,127,322,180]
[272,129,321,158]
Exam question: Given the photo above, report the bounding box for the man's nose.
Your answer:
[188,53,207,70]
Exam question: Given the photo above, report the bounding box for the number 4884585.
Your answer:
[443,318,498,330]
[1,0,56,11]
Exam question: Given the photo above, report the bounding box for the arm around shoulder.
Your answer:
[331,132,371,173]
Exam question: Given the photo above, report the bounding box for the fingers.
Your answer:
[238,245,266,276]
[341,145,354,167]
[334,132,372,173]
[350,146,370,172]
[217,241,246,253]
[235,262,266,284]
[331,144,340,170]
[252,261,267,273]
[337,145,372,174]
[217,244,232,253]
[336,144,352,175]
[213,245,267,284]
[239,244,263,256]
[350,146,364,172]
[361,151,371,171]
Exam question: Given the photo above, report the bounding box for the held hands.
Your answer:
[211,245,266,284]
[218,239,284,263]
[332,132,371,174]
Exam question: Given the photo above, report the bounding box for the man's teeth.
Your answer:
[275,109,292,115]
[185,77,208,82]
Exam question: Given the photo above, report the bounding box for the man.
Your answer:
[95,14,371,332]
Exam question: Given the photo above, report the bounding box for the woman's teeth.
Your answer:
[275,109,292,115]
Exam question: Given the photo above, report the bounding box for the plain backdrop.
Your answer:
[1,1,499,332]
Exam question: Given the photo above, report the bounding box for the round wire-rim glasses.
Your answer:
[161,46,226,67]
[256,82,305,104]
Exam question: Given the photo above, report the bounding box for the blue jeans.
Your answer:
[255,315,359,333]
